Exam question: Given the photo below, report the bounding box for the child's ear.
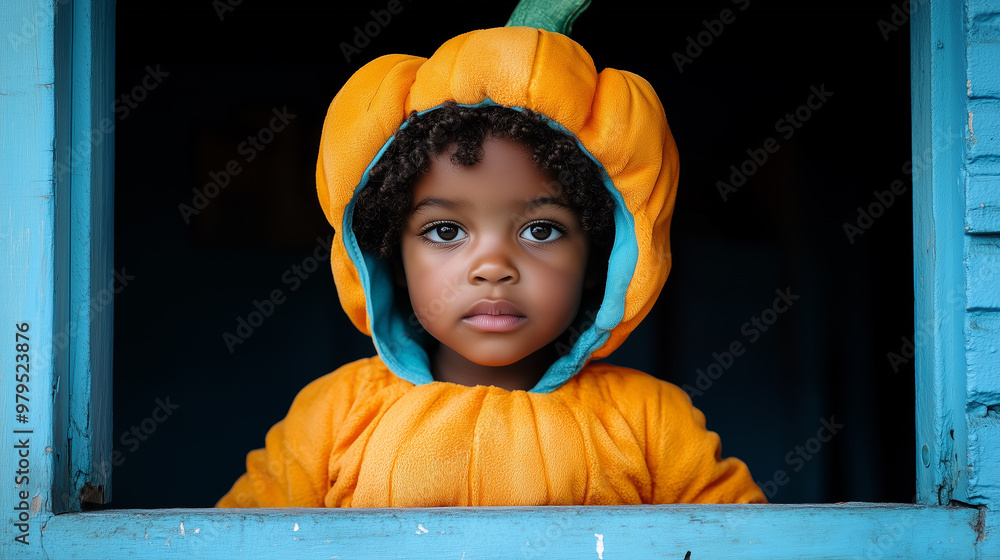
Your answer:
[390,253,407,288]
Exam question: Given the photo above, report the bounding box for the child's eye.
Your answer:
[422,222,467,243]
[520,222,565,243]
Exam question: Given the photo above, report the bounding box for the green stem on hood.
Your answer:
[504,0,592,36]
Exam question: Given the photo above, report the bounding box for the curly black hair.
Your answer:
[352,101,616,258]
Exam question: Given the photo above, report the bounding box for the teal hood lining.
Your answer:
[341,99,639,393]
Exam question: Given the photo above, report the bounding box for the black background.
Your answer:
[111,0,913,507]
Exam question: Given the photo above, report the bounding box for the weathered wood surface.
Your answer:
[37,504,981,560]
[0,0,62,556]
[60,0,116,512]
[910,0,973,508]
[961,3,1000,558]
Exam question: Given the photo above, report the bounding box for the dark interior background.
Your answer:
[110,0,913,507]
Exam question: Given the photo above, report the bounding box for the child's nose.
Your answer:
[468,240,519,285]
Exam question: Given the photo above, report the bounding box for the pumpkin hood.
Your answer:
[316,26,678,393]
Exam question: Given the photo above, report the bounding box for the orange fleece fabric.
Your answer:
[217,358,764,507]
[217,26,766,507]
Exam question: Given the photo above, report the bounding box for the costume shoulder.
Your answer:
[564,364,767,504]
[215,357,410,507]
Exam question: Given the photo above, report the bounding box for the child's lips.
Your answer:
[462,314,528,332]
[462,300,527,332]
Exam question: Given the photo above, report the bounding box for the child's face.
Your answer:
[399,137,590,371]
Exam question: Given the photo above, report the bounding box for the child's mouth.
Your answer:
[462,300,527,332]
[462,314,528,332]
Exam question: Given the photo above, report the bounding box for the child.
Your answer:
[216,26,765,508]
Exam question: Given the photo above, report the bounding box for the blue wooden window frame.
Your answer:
[1,0,997,558]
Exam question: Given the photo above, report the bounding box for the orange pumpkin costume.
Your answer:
[216,26,766,508]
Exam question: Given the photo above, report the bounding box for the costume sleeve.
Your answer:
[215,366,361,508]
[645,379,767,504]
